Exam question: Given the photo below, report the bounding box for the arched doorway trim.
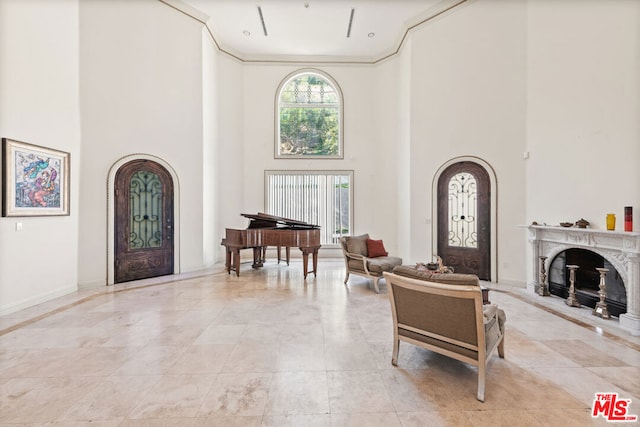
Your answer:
[107,154,180,285]
[432,156,497,282]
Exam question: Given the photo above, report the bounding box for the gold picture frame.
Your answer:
[2,138,70,217]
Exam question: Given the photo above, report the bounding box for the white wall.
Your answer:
[240,64,400,253]
[0,0,81,314]
[204,35,245,263]
[202,29,217,267]
[526,0,640,230]
[373,57,403,257]
[394,38,413,259]
[404,0,528,284]
[213,55,245,257]
[78,0,211,285]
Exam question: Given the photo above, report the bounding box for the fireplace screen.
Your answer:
[548,249,627,316]
[447,172,477,248]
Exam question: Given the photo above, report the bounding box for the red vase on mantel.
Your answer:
[625,206,633,232]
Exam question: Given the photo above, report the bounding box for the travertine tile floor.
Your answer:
[1,260,639,426]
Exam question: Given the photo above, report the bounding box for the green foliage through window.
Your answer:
[278,72,341,157]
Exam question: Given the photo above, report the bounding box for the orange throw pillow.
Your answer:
[366,239,388,257]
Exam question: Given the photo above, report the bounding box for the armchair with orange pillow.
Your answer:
[339,234,403,293]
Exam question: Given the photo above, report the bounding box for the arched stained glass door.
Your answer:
[437,161,490,280]
[114,159,174,283]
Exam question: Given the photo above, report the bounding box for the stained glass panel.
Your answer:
[130,170,163,249]
[448,172,477,248]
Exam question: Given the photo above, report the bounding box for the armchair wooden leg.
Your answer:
[343,272,350,285]
[477,366,486,402]
[372,277,380,293]
[391,339,399,366]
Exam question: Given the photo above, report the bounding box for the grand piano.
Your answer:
[221,213,321,278]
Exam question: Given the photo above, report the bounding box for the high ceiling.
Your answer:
[169,0,466,63]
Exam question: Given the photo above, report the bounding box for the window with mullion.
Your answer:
[276,70,343,158]
[265,170,353,247]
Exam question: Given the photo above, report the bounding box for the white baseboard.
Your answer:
[496,278,527,288]
[0,285,78,317]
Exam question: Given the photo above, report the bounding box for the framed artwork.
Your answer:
[2,138,70,217]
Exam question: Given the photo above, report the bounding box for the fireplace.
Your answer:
[548,249,627,317]
[526,225,640,335]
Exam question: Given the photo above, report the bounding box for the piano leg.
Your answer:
[252,247,264,268]
[225,248,231,274]
[301,246,320,279]
[312,247,318,276]
[276,246,290,265]
[232,248,241,276]
[302,250,309,278]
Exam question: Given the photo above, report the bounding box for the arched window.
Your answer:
[276,70,343,158]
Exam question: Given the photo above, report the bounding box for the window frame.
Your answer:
[264,170,354,248]
[274,69,344,159]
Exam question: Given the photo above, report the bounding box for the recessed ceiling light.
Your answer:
[304,2,310,8]
[368,32,375,38]
[243,30,251,36]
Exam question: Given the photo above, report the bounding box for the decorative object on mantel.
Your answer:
[537,255,550,296]
[559,222,573,228]
[593,268,611,319]
[625,206,633,232]
[565,264,581,307]
[606,213,616,231]
[575,218,589,229]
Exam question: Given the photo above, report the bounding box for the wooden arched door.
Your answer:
[114,159,174,283]
[437,161,491,280]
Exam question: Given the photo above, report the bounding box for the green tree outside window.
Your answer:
[277,72,342,158]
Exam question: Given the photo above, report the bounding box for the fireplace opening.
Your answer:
[548,249,627,317]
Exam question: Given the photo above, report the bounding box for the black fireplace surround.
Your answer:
[549,248,627,317]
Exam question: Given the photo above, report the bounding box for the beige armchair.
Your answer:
[384,270,505,402]
[339,234,402,293]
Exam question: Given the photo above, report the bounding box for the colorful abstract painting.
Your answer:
[2,138,70,216]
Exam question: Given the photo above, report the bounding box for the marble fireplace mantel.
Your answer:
[525,225,640,335]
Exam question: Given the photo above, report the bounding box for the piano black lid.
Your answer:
[242,212,320,229]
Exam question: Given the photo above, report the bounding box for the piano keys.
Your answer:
[221,213,321,278]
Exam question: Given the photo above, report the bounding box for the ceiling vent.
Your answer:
[346,8,355,38]
[257,6,268,36]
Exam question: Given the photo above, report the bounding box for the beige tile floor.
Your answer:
[1,260,639,426]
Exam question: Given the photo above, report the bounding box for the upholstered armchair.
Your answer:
[339,234,403,293]
[384,270,506,402]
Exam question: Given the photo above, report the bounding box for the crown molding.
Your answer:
[159,0,468,65]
